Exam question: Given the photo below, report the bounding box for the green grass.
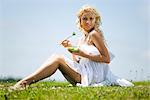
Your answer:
[0,81,149,100]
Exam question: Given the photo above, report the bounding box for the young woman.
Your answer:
[13,5,134,89]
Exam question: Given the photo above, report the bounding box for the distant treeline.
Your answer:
[0,77,57,82]
[0,77,21,82]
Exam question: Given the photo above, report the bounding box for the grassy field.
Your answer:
[0,81,149,100]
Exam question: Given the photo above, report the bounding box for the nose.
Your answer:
[86,20,90,25]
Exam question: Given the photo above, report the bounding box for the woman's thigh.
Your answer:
[54,54,81,83]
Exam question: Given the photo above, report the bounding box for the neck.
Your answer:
[84,27,94,37]
[88,27,94,33]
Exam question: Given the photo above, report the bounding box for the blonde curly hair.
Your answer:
[76,5,105,41]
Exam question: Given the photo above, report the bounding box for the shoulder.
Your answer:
[89,30,103,40]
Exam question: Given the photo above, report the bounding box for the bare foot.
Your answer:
[10,80,28,90]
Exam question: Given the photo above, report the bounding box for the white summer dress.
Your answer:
[64,43,134,87]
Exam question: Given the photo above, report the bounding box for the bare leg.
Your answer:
[14,54,81,88]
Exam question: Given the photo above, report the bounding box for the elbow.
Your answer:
[98,58,110,64]
[105,57,110,64]
[105,54,111,64]
[105,60,110,64]
[98,55,110,63]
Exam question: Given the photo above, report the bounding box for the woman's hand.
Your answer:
[60,40,72,48]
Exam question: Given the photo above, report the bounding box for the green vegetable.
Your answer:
[68,47,79,52]
[72,32,76,36]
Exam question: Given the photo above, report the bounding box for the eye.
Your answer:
[90,17,93,20]
[82,17,88,21]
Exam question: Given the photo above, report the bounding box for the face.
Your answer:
[80,11,96,32]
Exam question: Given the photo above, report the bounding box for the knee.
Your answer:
[49,54,64,63]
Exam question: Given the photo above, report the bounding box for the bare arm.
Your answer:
[86,31,110,63]
[72,31,110,63]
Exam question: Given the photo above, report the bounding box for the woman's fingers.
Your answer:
[60,40,68,44]
[60,40,72,47]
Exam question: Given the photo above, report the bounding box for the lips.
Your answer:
[85,25,91,28]
[85,23,90,26]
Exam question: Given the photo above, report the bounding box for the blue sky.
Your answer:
[0,0,149,81]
